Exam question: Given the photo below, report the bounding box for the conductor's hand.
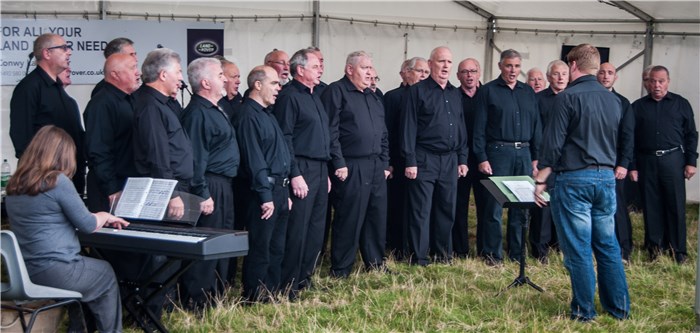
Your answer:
[260,201,274,220]
[291,176,309,199]
[405,166,417,179]
[108,191,122,210]
[168,196,185,220]
[200,197,214,215]
[534,183,548,208]
[335,167,348,181]
[479,161,493,175]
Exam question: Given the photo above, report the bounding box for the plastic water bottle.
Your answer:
[1,159,11,196]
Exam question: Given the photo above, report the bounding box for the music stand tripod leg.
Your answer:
[497,209,543,296]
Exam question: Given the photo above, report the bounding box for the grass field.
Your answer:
[128,203,700,333]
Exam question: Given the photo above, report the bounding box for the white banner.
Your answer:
[0,19,223,85]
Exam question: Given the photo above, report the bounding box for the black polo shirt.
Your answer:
[401,76,468,167]
[236,99,292,204]
[632,92,698,167]
[320,75,389,170]
[133,85,194,193]
[274,79,331,178]
[473,76,541,163]
[181,94,240,199]
[83,82,138,196]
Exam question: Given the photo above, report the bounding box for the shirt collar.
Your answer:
[190,94,220,109]
[243,98,270,114]
[494,75,526,90]
[568,74,598,88]
[33,67,61,87]
[340,75,369,93]
[142,85,171,105]
[290,79,313,94]
[424,75,456,91]
[103,81,130,99]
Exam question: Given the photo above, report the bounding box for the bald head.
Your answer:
[264,49,290,82]
[429,46,453,86]
[597,62,618,90]
[105,53,141,94]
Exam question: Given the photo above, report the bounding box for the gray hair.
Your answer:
[546,60,567,76]
[499,49,522,63]
[103,37,134,59]
[187,57,221,93]
[290,48,315,77]
[346,51,371,67]
[406,57,427,70]
[650,65,670,79]
[141,48,181,84]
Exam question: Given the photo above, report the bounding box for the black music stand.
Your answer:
[480,176,546,296]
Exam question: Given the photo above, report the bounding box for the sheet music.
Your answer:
[502,180,536,202]
[113,178,177,220]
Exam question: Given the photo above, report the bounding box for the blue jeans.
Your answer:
[551,169,630,320]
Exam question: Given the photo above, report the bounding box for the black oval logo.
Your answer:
[195,41,218,56]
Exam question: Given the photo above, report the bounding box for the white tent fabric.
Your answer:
[1,0,698,201]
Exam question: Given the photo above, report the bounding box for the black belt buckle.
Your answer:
[655,149,665,157]
[514,142,523,149]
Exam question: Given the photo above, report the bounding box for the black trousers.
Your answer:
[241,183,289,301]
[529,174,557,260]
[453,164,485,258]
[86,170,109,213]
[281,158,328,293]
[479,144,532,261]
[227,176,250,285]
[614,178,633,260]
[330,157,387,277]
[406,151,458,266]
[179,173,233,305]
[386,162,408,259]
[638,151,687,257]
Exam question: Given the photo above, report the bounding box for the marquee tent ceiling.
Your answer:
[455,0,700,22]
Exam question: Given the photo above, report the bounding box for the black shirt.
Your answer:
[632,92,698,167]
[274,79,331,178]
[401,76,468,166]
[460,86,480,166]
[473,76,541,163]
[83,82,138,196]
[539,75,622,172]
[320,76,389,170]
[10,67,84,159]
[133,85,194,193]
[536,87,558,128]
[181,94,240,199]
[383,84,409,168]
[314,80,328,97]
[612,89,635,169]
[220,94,243,120]
[91,79,107,97]
[236,99,292,204]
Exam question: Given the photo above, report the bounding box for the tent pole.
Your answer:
[312,0,320,47]
[641,21,654,97]
[484,17,495,81]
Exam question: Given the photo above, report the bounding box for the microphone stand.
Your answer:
[180,80,192,106]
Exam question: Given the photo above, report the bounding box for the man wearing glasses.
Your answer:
[10,33,86,195]
[264,49,291,85]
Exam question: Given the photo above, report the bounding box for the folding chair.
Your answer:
[1,230,85,333]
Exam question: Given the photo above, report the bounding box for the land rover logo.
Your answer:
[195,41,218,56]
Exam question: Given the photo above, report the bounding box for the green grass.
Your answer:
[128,203,700,333]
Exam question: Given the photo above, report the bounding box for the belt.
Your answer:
[267,176,289,187]
[584,165,614,170]
[642,146,683,157]
[490,141,530,149]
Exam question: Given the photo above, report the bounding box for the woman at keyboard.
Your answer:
[5,125,129,332]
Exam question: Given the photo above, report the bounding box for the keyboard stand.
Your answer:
[121,258,195,333]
